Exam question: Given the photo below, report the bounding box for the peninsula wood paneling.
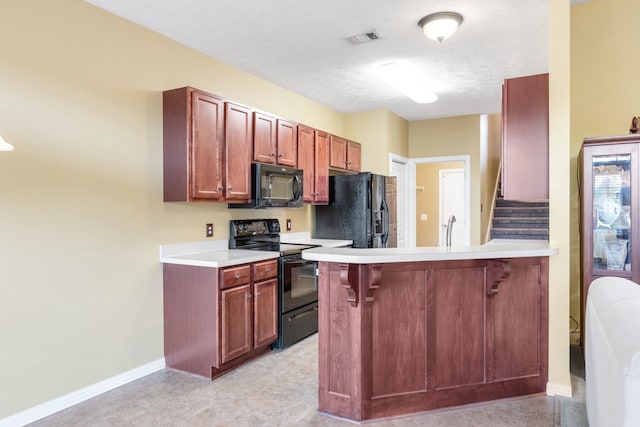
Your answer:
[317,257,549,422]
[433,266,486,389]
[371,267,427,398]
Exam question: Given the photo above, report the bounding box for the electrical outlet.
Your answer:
[286,219,292,231]
[206,223,214,237]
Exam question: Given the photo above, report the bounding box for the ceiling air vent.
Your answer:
[346,31,382,46]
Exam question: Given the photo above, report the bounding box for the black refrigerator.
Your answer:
[315,172,395,248]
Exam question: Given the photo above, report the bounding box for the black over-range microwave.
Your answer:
[228,163,304,209]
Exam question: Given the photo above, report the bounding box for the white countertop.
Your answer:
[159,240,279,268]
[280,232,352,248]
[159,235,351,268]
[301,240,558,264]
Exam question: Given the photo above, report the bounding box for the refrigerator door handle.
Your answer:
[381,198,390,247]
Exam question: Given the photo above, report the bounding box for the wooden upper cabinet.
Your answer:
[253,111,276,164]
[276,119,297,167]
[163,87,224,202]
[315,131,330,203]
[346,140,361,172]
[224,102,252,202]
[330,135,361,172]
[298,125,315,203]
[298,125,329,204]
[329,135,347,169]
[501,73,549,201]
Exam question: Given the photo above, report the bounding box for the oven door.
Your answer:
[281,254,318,312]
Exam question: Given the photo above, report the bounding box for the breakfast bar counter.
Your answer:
[302,241,557,422]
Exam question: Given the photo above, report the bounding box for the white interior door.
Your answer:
[439,169,466,246]
[389,155,408,248]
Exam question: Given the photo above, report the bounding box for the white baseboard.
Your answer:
[0,358,165,427]
[547,381,573,398]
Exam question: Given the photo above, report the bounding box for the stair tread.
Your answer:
[493,227,549,234]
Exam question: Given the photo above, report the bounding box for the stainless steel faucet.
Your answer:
[445,214,457,246]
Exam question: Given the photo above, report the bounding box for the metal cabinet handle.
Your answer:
[256,291,262,296]
[264,267,271,272]
[235,273,241,279]
[271,153,276,157]
[218,185,224,191]
[245,292,252,299]
[228,186,233,191]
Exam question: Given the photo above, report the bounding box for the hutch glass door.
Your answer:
[591,154,631,272]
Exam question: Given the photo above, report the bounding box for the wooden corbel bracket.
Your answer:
[363,264,382,304]
[486,259,511,297]
[338,264,383,307]
[338,263,359,307]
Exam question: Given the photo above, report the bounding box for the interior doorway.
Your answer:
[409,155,470,247]
[439,168,465,246]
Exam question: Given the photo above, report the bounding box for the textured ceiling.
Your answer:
[85,0,554,122]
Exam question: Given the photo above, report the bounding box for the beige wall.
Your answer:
[345,109,409,175]
[409,115,483,245]
[569,0,640,341]
[415,161,464,246]
[481,114,502,243]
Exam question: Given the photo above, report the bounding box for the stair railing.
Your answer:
[484,159,502,243]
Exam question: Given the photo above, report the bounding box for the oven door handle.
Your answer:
[288,305,319,322]
[283,259,313,267]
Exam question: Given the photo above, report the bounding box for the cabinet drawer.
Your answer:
[220,265,251,289]
[253,259,278,281]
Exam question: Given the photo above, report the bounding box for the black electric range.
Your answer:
[229,219,319,349]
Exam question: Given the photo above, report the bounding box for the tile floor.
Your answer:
[30,335,588,426]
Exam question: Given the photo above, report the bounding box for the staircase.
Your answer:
[490,198,549,240]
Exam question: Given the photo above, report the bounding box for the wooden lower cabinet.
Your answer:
[221,283,252,364]
[253,278,278,347]
[163,259,278,379]
[318,257,548,422]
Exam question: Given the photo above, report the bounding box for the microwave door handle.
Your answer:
[293,175,302,200]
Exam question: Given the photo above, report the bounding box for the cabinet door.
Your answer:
[330,135,347,169]
[488,258,547,383]
[225,102,252,202]
[276,119,297,167]
[501,74,549,201]
[253,278,278,348]
[221,284,252,364]
[314,130,330,203]
[191,91,224,200]
[253,112,276,164]
[297,125,315,203]
[346,141,361,172]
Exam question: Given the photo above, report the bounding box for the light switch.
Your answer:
[420,214,428,221]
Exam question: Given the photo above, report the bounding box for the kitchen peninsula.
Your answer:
[302,241,557,422]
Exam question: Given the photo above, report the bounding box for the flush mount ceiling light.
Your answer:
[376,62,437,104]
[0,135,13,151]
[418,12,463,43]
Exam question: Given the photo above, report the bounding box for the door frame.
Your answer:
[389,153,409,248]
[408,155,471,247]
